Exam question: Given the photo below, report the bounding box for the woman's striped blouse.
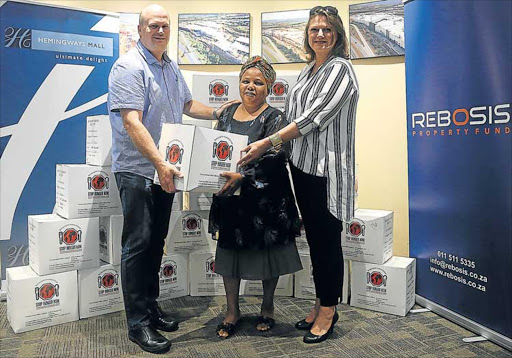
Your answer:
[286,55,359,222]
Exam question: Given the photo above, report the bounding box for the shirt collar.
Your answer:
[298,55,336,82]
[136,40,171,65]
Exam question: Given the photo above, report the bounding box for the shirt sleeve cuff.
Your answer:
[294,115,316,136]
[109,102,144,112]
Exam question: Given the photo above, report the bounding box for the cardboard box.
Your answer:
[350,256,416,316]
[99,215,123,266]
[172,192,183,211]
[86,115,112,166]
[166,210,215,254]
[240,274,293,297]
[157,254,189,301]
[55,164,122,219]
[182,117,214,129]
[342,209,393,264]
[78,264,124,319]
[295,233,309,254]
[155,124,248,192]
[294,254,350,304]
[191,73,240,109]
[28,214,99,276]
[7,266,78,333]
[186,192,214,211]
[189,248,225,296]
[266,75,298,111]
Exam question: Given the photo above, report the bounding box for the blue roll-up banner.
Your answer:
[0,0,119,276]
[405,0,511,347]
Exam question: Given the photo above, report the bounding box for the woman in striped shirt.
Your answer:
[239,6,359,344]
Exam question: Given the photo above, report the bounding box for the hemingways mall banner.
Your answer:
[0,1,119,276]
[405,0,511,341]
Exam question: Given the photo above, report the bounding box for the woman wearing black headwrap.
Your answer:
[209,56,302,339]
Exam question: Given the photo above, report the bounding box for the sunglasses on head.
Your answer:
[310,6,338,16]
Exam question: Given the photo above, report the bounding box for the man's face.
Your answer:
[138,11,170,57]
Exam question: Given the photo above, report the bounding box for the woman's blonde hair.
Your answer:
[303,8,349,63]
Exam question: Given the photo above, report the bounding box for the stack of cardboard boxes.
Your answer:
[344,209,416,316]
[7,115,124,333]
[156,123,248,298]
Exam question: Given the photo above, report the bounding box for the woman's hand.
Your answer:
[218,172,243,196]
[238,138,272,166]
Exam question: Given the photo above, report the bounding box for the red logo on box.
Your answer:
[347,219,365,237]
[367,269,387,287]
[213,140,232,161]
[162,264,175,277]
[166,143,183,165]
[101,273,115,288]
[272,81,289,96]
[184,217,199,230]
[88,172,109,191]
[59,225,82,245]
[62,228,80,245]
[206,257,215,273]
[209,82,229,97]
[35,283,59,300]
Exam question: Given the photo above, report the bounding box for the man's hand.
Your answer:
[238,138,272,166]
[217,172,243,196]
[214,99,241,119]
[156,161,183,193]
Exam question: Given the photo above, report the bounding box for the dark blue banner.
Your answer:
[0,1,119,276]
[406,0,511,340]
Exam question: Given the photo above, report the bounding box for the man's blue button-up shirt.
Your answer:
[108,41,192,179]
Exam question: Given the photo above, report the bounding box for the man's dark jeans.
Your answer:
[115,172,175,330]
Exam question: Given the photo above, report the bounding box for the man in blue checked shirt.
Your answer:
[107,4,232,354]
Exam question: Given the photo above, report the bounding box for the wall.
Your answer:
[33,0,409,256]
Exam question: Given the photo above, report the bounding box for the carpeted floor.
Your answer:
[0,296,510,358]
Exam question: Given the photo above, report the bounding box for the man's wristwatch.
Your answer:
[268,132,283,148]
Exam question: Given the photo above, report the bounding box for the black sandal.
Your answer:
[256,316,275,332]
[216,322,238,339]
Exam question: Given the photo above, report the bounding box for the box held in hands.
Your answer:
[155,124,248,192]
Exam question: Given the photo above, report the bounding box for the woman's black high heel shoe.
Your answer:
[295,319,314,330]
[303,310,339,344]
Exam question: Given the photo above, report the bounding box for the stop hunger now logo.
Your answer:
[160,260,178,284]
[87,171,110,198]
[208,79,230,103]
[58,224,82,253]
[166,140,184,165]
[35,280,60,308]
[213,140,233,161]
[97,269,120,296]
[366,268,388,294]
